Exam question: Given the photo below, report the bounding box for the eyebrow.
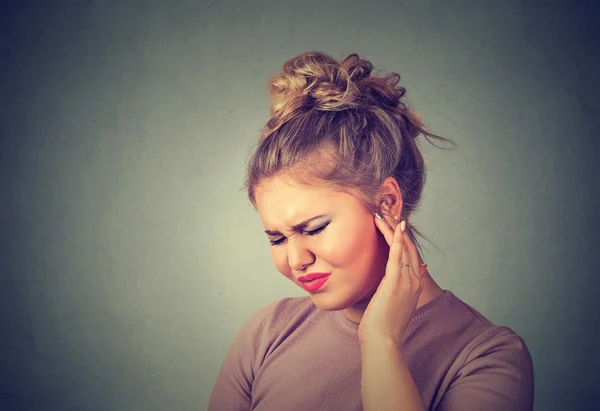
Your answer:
[264,215,327,236]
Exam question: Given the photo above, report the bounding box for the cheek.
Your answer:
[268,218,382,277]
[271,248,292,278]
[325,219,381,267]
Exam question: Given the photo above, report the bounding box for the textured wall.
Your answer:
[1,1,599,410]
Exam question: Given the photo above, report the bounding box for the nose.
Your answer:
[287,237,315,272]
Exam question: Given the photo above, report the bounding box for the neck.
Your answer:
[343,269,444,324]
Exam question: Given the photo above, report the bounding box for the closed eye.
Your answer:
[269,223,329,246]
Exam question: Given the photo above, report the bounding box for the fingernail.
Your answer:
[375,212,384,220]
[400,220,406,231]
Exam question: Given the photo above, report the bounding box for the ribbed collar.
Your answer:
[333,289,454,334]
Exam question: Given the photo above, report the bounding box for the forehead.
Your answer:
[255,176,354,226]
[256,175,334,208]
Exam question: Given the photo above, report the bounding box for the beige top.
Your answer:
[208,289,534,411]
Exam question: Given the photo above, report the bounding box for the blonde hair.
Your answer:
[243,51,457,253]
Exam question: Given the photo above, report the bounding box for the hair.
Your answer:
[242,51,457,255]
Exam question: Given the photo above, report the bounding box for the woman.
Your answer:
[207,51,534,411]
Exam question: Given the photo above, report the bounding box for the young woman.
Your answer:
[207,51,534,411]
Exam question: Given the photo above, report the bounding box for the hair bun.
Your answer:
[343,53,373,82]
[268,51,392,114]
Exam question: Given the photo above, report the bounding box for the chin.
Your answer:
[307,287,366,312]
[309,296,347,311]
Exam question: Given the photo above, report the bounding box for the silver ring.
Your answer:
[400,262,410,268]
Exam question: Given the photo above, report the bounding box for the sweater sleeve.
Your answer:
[207,301,276,411]
[436,327,535,411]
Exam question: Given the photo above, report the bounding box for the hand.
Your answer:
[357,216,426,346]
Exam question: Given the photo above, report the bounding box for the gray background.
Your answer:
[1,0,599,410]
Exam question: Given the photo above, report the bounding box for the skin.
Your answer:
[254,173,444,325]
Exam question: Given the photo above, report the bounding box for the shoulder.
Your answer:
[440,326,535,410]
[247,295,314,322]
[224,296,316,367]
[442,291,533,368]
[239,296,316,336]
[462,326,534,372]
[430,292,535,410]
[445,292,530,352]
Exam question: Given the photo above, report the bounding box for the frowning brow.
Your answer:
[264,214,327,236]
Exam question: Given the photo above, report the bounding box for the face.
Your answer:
[254,175,390,312]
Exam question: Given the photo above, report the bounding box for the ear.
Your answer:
[376,177,403,219]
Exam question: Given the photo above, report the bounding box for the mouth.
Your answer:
[298,272,331,282]
[298,274,331,292]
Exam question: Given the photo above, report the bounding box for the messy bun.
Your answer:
[266,53,406,134]
[244,51,457,253]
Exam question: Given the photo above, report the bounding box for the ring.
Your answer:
[400,262,410,268]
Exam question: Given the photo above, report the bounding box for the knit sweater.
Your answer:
[207,289,534,411]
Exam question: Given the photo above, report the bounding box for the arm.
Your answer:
[207,302,276,411]
[361,337,425,411]
[206,337,253,411]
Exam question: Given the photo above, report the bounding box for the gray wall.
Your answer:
[1,1,598,410]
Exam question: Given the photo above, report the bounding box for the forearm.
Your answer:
[360,338,425,411]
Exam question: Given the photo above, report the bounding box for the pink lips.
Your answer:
[298,273,331,292]
[298,272,330,282]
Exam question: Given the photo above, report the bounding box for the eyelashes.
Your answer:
[269,223,329,246]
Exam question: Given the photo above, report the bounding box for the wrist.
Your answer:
[360,336,403,352]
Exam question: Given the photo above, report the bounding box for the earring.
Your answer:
[380,198,400,223]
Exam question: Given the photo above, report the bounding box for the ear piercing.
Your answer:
[379,198,400,223]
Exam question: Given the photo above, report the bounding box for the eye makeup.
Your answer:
[269,221,330,246]
[264,214,329,236]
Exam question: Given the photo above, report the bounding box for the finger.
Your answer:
[373,213,396,246]
[401,223,423,284]
[386,219,405,281]
[397,221,414,286]
[383,212,400,231]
